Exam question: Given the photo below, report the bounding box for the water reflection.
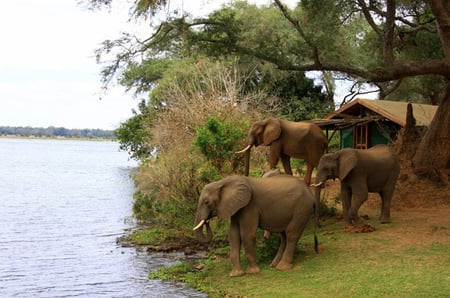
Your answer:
[0,138,205,297]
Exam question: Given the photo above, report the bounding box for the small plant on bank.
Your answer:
[194,116,249,172]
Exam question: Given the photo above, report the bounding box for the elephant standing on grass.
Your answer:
[193,175,318,277]
[312,145,400,225]
[236,118,327,186]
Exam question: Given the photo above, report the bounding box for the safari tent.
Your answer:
[313,98,438,149]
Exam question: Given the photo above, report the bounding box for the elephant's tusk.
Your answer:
[235,145,251,154]
[310,181,324,187]
[193,219,206,231]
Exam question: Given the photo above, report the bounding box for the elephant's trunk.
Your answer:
[235,144,252,176]
[313,185,322,228]
[312,175,326,228]
[193,219,213,244]
[236,134,256,176]
[244,148,251,176]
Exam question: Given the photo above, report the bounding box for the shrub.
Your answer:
[194,116,248,172]
[131,59,273,234]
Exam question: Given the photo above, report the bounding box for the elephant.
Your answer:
[312,144,400,225]
[193,175,318,277]
[236,118,328,186]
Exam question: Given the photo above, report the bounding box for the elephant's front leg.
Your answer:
[280,154,293,175]
[269,145,282,171]
[304,162,313,185]
[241,224,260,274]
[229,219,245,277]
[340,184,352,225]
[349,186,368,225]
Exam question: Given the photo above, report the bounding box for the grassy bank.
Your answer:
[150,205,450,297]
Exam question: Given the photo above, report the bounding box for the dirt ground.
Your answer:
[318,167,450,248]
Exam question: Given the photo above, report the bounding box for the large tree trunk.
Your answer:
[413,1,450,184]
[413,80,450,184]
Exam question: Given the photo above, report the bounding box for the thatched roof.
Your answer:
[321,98,438,127]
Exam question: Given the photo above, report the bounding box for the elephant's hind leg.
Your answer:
[379,188,393,223]
[270,232,286,268]
[274,231,300,271]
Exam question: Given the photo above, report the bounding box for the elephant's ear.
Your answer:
[263,119,281,146]
[338,150,358,181]
[217,177,251,220]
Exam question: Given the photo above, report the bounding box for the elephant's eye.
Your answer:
[204,200,210,206]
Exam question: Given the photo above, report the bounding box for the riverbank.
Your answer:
[143,178,450,297]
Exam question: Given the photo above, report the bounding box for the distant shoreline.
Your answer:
[0,125,115,140]
[0,135,116,142]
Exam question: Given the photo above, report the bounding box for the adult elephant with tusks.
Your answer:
[193,175,318,277]
[312,144,400,225]
[236,118,327,186]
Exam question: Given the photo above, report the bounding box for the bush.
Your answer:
[194,116,249,172]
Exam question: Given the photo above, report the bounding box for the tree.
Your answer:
[115,100,153,160]
[86,0,449,183]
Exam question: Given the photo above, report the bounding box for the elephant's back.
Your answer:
[280,121,327,163]
[253,176,314,205]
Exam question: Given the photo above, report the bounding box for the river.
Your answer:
[0,138,206,297]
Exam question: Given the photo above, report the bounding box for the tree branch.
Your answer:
[383,0,396,65]
[274,0,321,65]
[357,0,382,37]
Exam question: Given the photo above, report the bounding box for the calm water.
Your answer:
[0,138,205,297]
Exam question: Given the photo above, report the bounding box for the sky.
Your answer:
[0,0,347,130]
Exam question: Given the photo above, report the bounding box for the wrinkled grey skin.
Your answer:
[193,175,317,277]
[314,144,400,225]
[238,118,327,185]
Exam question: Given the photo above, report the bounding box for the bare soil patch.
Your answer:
[318,166,450,250]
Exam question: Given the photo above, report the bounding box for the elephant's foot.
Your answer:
[379,217,391,224]
[245,266,260,275]
[350,216,364,226]
[275,261,293,271]
[229,269,245,277]
[270,259,280,268]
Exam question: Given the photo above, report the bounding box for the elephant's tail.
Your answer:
[313,203,319,253]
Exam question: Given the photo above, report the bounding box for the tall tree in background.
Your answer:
[87,0,449,183]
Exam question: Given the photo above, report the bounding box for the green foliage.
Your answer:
[128,227,166,245]
[194,116,248,171]
[256,232,281,263]
[326,130,340,152]
[148,262,193,281]
[120,59,174,95]
[130,58,270,232]
[115,100,152,160]
[133,153,207,227]
[132,190,158,222]
[241,66,333,121]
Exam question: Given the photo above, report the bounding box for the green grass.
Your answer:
[128,227,168,244]
[149,214,450,297]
